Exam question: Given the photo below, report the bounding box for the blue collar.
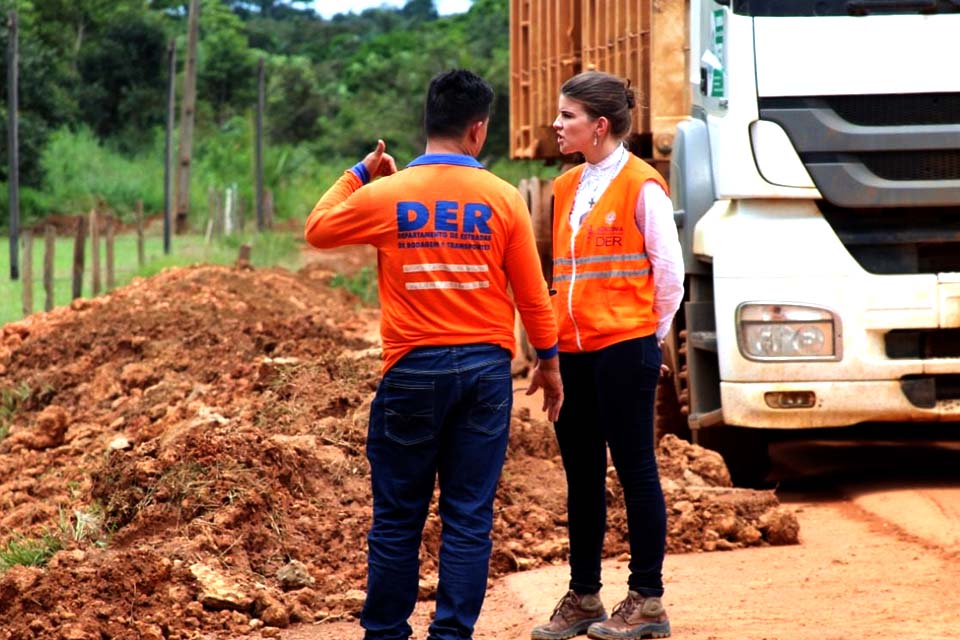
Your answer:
[407,153,486,169]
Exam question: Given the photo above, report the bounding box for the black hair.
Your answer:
[560,71,636,137]
[424,69,494,139]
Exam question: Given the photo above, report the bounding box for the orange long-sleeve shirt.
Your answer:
[305,154,558,373]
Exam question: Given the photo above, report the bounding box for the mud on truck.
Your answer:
[510,0,960,484]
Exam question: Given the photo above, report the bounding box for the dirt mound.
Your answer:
[0,263,380,639]
[0,259,797,639]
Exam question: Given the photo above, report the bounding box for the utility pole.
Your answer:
[174,0,199,234]
[7,11,19,280]
[255,57,265,231]
[164,38,176,253]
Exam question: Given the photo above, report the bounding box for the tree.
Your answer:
[196,0,257,125]
[76,11,168,146]
[401,0,438,21]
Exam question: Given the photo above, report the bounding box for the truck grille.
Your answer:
[759,93,960,208]
[823,93,960,127]
[818,203,960,274]
[887,329,960,359]
[861,150,960,181]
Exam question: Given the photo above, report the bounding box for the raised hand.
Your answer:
[362,139,398,180]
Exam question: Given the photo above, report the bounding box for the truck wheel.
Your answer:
[655,368,690,442]
[529,177,553,284]
[655,332,691,442]
[693,426,771,488]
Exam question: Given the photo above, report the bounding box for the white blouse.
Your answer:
[568,145,685,340]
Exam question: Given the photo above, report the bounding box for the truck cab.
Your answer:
[670,0,960,481]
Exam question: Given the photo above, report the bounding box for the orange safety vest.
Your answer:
[551,153,668,352]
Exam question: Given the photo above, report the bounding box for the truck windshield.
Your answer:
[733,0,960,16]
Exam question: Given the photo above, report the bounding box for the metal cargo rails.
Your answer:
[510,0,580,159]
[510,0,689,170]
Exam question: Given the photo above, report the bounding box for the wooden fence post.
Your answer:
[105,216,115,290]
[164,38,175,255]
[205,187,217,245]
[136,200,145,268]
[7,10,19,281]
[236,243,251,269]
[21,229,31,316]
[237,190,245,233]
[72,216,86,300]
[174,0,199,234]
[90,209,100,296]
[264,188,274,230]
[255,56,266,232]
[44,225,54,311]
[223,186,233,236]
[517,178,529,208]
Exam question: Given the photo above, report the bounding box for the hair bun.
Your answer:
[623,79,636,110]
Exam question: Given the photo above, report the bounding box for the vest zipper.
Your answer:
[567,223,584,351]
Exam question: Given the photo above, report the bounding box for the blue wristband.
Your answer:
[350,162,371,185]
[536,344,559,360]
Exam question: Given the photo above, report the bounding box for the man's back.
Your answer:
[305,154,556,372]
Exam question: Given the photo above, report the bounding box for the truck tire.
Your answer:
[655,340,690,442]
[693,426,771,488]
[529,178,553,284]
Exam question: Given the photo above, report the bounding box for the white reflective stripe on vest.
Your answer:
[553,268,650,282]
[403,263,489,273]
[554,252,647,266]
[403,262,490,291]
[405,280,491,290]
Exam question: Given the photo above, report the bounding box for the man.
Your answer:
[305,69,563,640]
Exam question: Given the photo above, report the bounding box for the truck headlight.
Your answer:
[737,303,841,361]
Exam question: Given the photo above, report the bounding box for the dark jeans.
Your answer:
[554,335,666,597]
[361,344,513,640]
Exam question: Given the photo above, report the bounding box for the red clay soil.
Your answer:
[0,259,796,639]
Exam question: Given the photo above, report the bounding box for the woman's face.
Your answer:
[553,94,595,155]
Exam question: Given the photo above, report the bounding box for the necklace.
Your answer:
[576,145,627,210]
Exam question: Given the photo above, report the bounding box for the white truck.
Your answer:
[666,0,960,482]
[510,0,960,484]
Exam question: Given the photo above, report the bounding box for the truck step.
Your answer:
[688,330,717,352]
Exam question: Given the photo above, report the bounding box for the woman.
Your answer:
[531,71,684,640]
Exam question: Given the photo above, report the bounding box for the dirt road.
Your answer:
[283,437,960,640]
[4,248,954,639]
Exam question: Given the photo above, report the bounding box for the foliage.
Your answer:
[0,0,522,227]
[329,265,379,306]
[488,158,562,186]
[38,127,165,219]
[75,8,169,147]
[196,0,259,125]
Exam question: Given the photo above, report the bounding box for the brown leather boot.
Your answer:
[531,590,608,640]
[586,591,670,639]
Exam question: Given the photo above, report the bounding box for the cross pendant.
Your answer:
[588,197,596,207]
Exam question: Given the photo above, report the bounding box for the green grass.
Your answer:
[0,533,63,572]
[0,230,306,326]
[488,158,562,185]
[329,265,378,306]
[0,150,555,326]
[0,382,31,443]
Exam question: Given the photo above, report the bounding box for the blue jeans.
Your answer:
[361,344,513,640]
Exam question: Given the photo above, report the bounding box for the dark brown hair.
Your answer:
[560,71,636,137]
[425,69,494,139]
